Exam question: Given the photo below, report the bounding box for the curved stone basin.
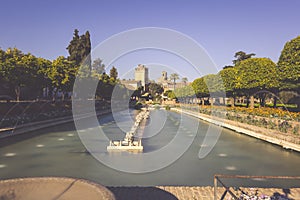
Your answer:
[0,177,115,200]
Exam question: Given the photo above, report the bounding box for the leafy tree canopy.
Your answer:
[169,73,180,82]
[218,67,236,95]
[278,35,300,92]
[164,90,176,99]
[92,58,105,75]
[109,66,118,81]
[233,51,256,65]
[234,57,279,93]
[191,77,208,98]
[174,85,195,98]
[148,82,163,97]
[66,29,91,68]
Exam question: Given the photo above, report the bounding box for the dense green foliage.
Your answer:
[164,90,176,99]
[0,48,50,101]
[0,29,118,101]
[191,57,280,107]
[148,82,163,98]
[190,42,299,109]
[235,58,279,107]
[169,73,179,90]
[234,58,279,93]
[66,29,91,67]
[92,58,105,75]
[174,85,194,98]
[278,36,300,93]
[191,77,208,98]
[181,77,188,84]
[232,51,256,65]
[109,66,118,81]
[1,31,299,110]
[47,56,77,100]
[218,67,235,96]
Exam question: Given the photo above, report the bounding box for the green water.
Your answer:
[0,109,299,187]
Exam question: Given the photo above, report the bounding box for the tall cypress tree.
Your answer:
[66,29,91,68]
[83,31,91,69]
[67,29,81,66]
[109,66,118,81]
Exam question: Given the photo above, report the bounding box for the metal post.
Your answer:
[214,175,217,200]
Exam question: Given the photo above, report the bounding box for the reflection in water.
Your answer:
[0,109,299,187]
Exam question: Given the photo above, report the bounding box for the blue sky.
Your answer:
[1,0,300,81]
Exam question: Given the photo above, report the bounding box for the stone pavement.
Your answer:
[0,177,115,200]
[1,177,300,199]
[108,186,300,200]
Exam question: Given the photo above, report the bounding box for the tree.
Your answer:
[47,56,76,100]
[198,74,225,106]
[219,68,236,95]
[95,72,118,100]
[1,48,24,101]
[131,86,143,100]
[234,58,279,108]
[219,67,237,106]
[1,48,42,101]
[164,90,176,100]
[36,57,52,99]
[203,74,224,96]
[148,82,163,98]
[66,29,91,69]
[83,31,91,69]
[175,86,194,97]
[0,49,9,98]
[223,65,234,69]
[182,77,188,85]
[174,85,195,103]
[92,58,105,75]
[191,77,209,105]
[170,73,180,90]
[109,66,118,81]
[0,48,54,101]
[0,48,5,61]
[233,51,256,65]
[66,29,81,65]
[277,35,300,95]
[20,53,50,99]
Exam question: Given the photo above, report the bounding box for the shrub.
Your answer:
[293,125,300,135]
[278,120,292,133]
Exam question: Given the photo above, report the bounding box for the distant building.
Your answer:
[157,71,170,91]
[163,82,188,91]
[120,80,142,90]
[158,71,168,82]
[135,64,149,88]
[157,71,189,91]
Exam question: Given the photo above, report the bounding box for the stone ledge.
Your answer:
[172,108,300,152]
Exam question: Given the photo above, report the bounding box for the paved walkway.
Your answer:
[108,186,300,200]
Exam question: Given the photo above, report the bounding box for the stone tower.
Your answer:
[134,64,149,89]
[162,71,168,81]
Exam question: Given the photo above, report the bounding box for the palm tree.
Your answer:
[170,73,179,90]
[182,77,188,85]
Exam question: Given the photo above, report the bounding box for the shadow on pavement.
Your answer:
[108,187,178,200]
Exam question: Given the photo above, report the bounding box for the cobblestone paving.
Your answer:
[108,186,300,200]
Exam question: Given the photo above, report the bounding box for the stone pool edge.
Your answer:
[171,108,300,153]
[0,109,112,139]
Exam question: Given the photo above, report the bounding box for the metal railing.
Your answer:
[214,174,300,200]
